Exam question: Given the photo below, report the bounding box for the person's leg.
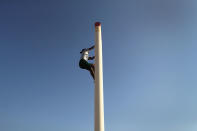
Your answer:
[92,64,95,72]
[89,64,95,80]
[89,68,95,80]
[80,59,95,80]
[79,59,86,69]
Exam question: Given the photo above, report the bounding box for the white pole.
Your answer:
[94,22,104,131]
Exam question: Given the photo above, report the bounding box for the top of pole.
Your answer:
[95,22,101,27]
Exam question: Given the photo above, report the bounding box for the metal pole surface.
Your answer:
[94,22,104,131]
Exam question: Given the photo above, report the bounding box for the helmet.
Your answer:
[80,48,86,53]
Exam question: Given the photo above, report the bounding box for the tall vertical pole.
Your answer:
[94,22,104,131]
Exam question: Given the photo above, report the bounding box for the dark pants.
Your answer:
[79,59,95,80]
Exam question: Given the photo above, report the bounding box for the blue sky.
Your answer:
[0,0,197,131]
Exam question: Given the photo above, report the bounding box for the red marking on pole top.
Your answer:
[95,22,101,27]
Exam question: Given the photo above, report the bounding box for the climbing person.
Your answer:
[79,45,95,80]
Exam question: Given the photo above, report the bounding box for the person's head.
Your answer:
[80,48,86,53]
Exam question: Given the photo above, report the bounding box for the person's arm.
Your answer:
[88,45,95,51]
[88,56,95,60]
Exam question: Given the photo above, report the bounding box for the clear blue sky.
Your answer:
[0,0,197,131]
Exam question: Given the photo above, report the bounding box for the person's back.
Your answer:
[80,49,89,61]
